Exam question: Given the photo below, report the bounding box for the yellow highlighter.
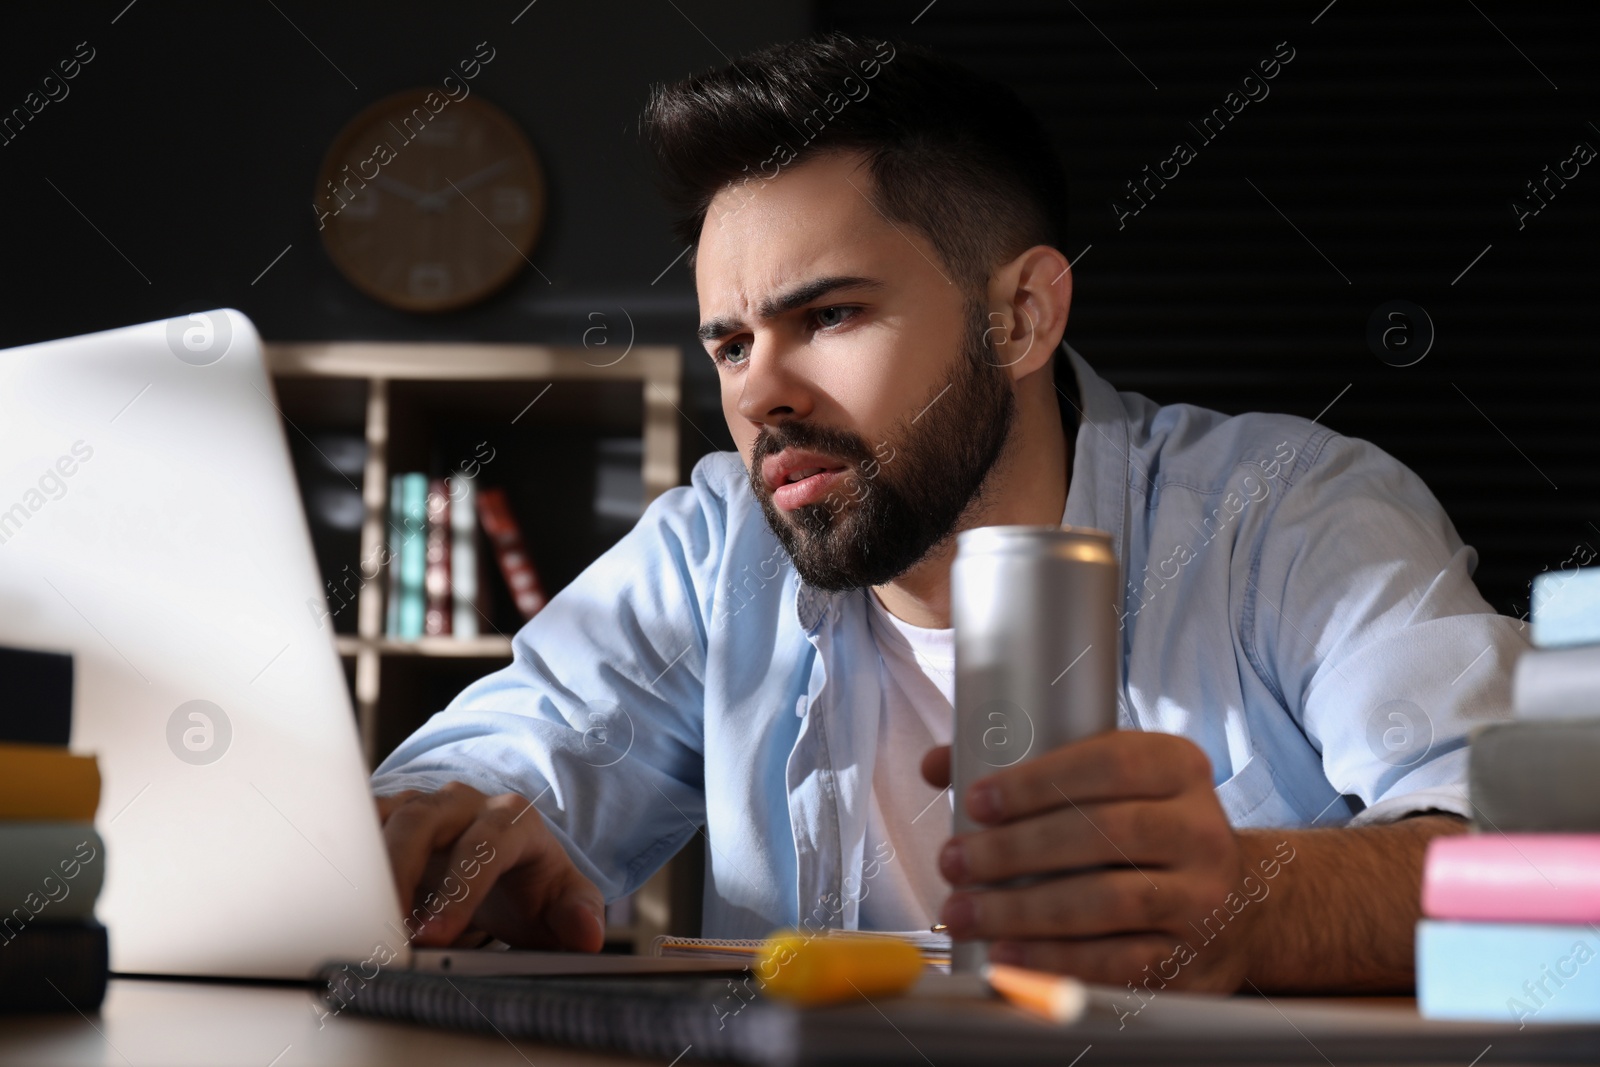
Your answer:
[756,931,925,1006]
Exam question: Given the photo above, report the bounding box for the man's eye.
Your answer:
[718,340,750,366]
[813,306,852,329]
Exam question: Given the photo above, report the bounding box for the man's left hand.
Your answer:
[922,730,1260,991]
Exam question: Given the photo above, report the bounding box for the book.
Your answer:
[1422,833,1600,924]
[1470,721,1600,832]
[423,478,452,637]
[476,487,547,621]
[384,473,404,637]
[0,823,104,923]
[0,645,72,746]
[0,920,108,1013]
[0,744,100,821]
[1532,566,1600,649]
[1417,920,1600,1025]
[1512,646,1600,720]
[397,473,428,639]
[448,474,480,638]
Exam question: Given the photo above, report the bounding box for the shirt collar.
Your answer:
[793,342,1131,635]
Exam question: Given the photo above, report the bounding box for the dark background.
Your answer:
[4,0,1596,618]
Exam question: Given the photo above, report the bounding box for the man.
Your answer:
[371,34,1526,992]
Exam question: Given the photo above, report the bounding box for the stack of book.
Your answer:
[1416,566,1600,1025]
[384,474,547,640]
[0,645,108,1013]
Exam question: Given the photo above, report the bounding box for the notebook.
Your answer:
[313,961,1600,1064]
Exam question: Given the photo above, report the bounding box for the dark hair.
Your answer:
[640,32,1069,293]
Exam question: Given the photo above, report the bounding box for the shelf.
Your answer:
[336,635,516,658]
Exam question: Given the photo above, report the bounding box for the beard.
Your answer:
[746,298,1018,592]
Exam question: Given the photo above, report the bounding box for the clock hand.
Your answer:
[418,158,514,210]
[371,174,434,206]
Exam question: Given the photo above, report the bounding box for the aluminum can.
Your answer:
[949,524,1120,972]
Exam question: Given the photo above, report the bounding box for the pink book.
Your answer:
[1422,833,1600,923]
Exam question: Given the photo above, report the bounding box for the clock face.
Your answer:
[315,90,545,313]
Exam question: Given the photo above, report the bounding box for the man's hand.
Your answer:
[922,731,1259,992]
[376,781,606,952]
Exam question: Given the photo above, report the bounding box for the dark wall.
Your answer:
[6,2,1598,618]
[1,0,810,461]
[820,0,1600,619]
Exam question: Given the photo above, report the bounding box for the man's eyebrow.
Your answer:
[696,275,884,343]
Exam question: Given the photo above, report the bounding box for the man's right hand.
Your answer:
[375,781,606,952]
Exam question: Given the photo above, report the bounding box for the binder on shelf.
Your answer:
[477,487,547,622]
[397,473,428,639]
[448,475,480,639]
[424,479,452,637]
[384,474,404,638]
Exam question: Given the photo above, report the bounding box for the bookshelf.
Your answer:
[265,340,693,951]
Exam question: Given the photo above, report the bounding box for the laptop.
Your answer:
[0,310,408,979]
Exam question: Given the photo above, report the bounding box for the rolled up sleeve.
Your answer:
[1248,433,1528,826]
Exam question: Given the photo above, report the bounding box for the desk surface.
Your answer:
[0,977,642,1067]
[1,978,1579,1067]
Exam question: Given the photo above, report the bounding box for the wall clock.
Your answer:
[315,90,545,313]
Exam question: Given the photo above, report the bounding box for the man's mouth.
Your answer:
[761,449,853,512]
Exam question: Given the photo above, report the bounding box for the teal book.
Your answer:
[398,473,428,639]
[1417,920,1600,1025]
[384,473,404,637]
[0,823,104,924]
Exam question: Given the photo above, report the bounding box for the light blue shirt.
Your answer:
[370,345,1526,938]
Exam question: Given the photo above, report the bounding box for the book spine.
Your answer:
[1532,566,1600,648]
[1422,833,1600,923]
[0,646,73,747]
[1417,920,1600,1024]
[398,474,428,639]
[1512,647,1600,719]
[423,479,452,637]
[0,920,108,1013]
[384,474,404,638]
[0,826,105,928]
[475,488,547,621]
[1470,721,1600,833]
[0,745,101,821]
[448,476,479,638]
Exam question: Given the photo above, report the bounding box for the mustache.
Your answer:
[749,421,876,477]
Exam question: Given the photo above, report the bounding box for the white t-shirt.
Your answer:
[856,587,956,931]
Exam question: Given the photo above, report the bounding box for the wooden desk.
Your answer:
[0,977,641,1066]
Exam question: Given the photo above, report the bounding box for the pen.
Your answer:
[982,962,1088,1025]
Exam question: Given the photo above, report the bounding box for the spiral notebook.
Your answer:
[313,960,1600,1066]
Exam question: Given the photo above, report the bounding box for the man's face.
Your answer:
[695,151,1016,591]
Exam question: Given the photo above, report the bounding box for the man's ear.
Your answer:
[983,245,1073,383]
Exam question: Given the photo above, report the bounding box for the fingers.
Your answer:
[986,933,1180,985]
[407,793,558,948]
[966,731,1211,824]
[921,745,951,790]
[374,790,422,822]
[453,832,607,952]
[942,799,1181,887]
[380,782,499,927]
[939,867,1173,941]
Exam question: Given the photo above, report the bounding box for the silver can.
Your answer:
[949,524,1120,972]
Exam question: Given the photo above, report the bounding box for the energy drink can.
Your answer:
[949,525,1120,972]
